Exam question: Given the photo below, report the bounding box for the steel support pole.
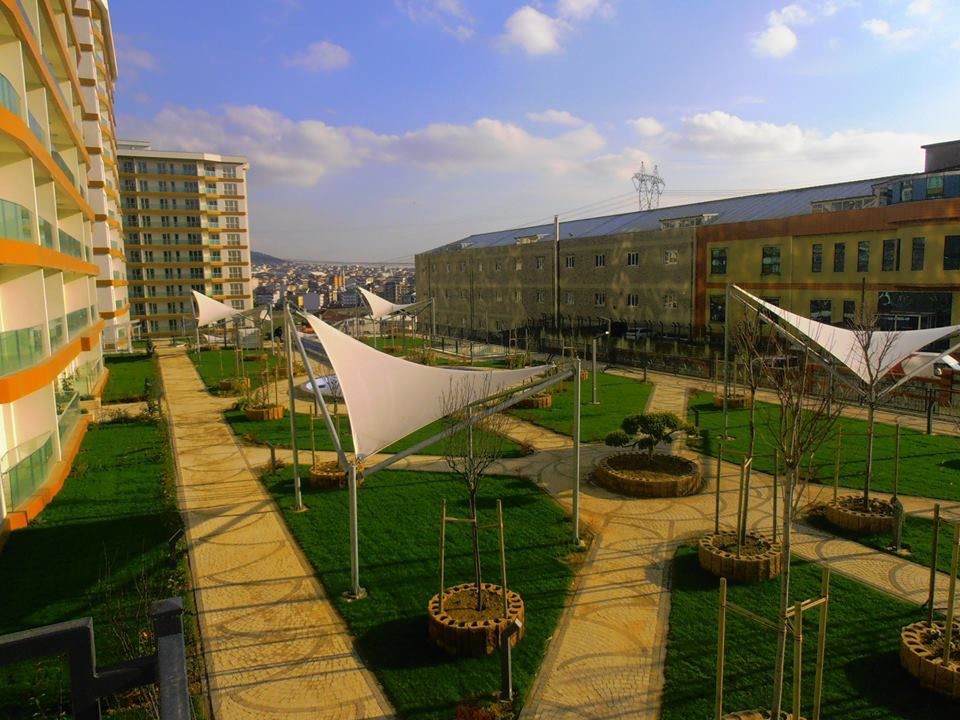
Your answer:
[346,463,365,599]
[573,358,582,545]
[722,283,730,439]
[285,310,303,512]
[590,337,598,404]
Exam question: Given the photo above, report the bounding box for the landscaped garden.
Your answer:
[509,372,652,443]
[225,408,528,457]
[190,347,281,393]
[661,545,956,719]
[102,353,159,403]
[263,465,577,720]
[689,391,960,502]
[0,419,207,718]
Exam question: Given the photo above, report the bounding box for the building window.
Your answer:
[536,290,545,304]
[565,255,575,268]
[536,255,545,269]
[627,293,639,307]
[515,259,522,271]
[833,242,845,272]
[810,299,832,322]
[514,290,522,302]
[223,183,238,195]
[595,254,605,268]
[857,241,870,272]
[843,300,856,325]
[761,246,781,275]
[664,249,679,265]
[445,263,451,272]
[711,248,727,275]
[811,244,823,273]
[225,217,240,229]
[663,294,678,309]
[882,239,900,272]
[709,296,725,323]
[594,292,606,307]
[496,291,503,303]
[224,199,239,212]
[901,182,913,202]
[495,260,502,271]
[430,263,437,273]
[944,236,960,270]
[627,251,639,266]
[911,237,925,271]
[564,291,575,305]
[459,261,466,272]
[477,261,483,272]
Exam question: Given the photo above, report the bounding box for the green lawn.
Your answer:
[360,335,429,353]
[263,466,577,720]
[689,391,960,502]
[226,409,527,458]
[190,347,281,393]
[509,372,652,442]
[0,420,207,718]
[662,546,955,719]
[102,353,158,403]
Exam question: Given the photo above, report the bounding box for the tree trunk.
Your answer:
[468,492,483,610]
[864,400,875,506]
[740,388,758,547]
[771,466,795,717]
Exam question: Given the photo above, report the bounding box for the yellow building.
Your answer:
[0,0,116,535]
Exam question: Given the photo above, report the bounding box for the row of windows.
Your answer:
[122,179,241,195]
[125,232,244,246]
[121,161,238,178]
[710,236,959,275]
[440,289,679,309]
[709,296,860,325]
[124,215,243,229]
[129,266,245,280]
[432,249,680,273]
[128,249,244,262]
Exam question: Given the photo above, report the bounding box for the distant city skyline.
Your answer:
[113,0,960,261]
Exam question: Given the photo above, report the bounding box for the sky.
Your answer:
[112,0,960,262]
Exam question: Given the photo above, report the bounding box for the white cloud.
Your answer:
[907,0,934,17]
[753,23,798,57]
[752,3,829,58]
[628,116,664,137]
[115,34,156,81]
[862,18,916,41]
[526,109,585,126]
[501,6,565,55]
[285,40,351,72]
[396,0,475,40]
[557,0,605,21]
[769,4,810,26]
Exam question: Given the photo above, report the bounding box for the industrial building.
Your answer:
[416,140,960,349]
[117,141,254,339]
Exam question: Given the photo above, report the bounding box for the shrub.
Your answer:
[605,430,631,447]
[621,412,690,457]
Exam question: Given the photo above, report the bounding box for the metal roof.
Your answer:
[423,173,914,255]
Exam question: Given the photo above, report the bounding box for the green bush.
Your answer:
[621,411,688,456]
[604,429,631,447]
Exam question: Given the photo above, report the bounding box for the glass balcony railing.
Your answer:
[57,392,81,445]
[48,316,65,351]
[0,72,20,115]
[75,358,102,397]
[28,111,47,148]
[0,324,44,377]
[66,307,89,337]
[58,229,82,259]
[0,198,33,243]
[39,217,54,248]
[52,149,76,186]
[2,433,55,515]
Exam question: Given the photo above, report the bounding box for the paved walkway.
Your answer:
[157,346,394,720]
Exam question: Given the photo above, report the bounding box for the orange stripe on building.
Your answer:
[0,238,98,276]
[0,337,81,403]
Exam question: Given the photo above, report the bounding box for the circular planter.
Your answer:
[516,393,552,409]
[308,461,347,489]
[824,495,894,533]
[244,405,284,421]
[722,712,804,720]
[427,582,525,657]
[900,620,960,698]
[580,368,589,381]
[713,393,749,409]
[593,453,701,498]
[698,532,783,583]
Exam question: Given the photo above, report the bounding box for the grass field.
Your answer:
[263,466,577,720]
[102,353,158,403]
[689,391,960,501]
[661,546,956,719]
[0,420,207,718]
[226,409,527,457]
[509,372,652,442]
[190,347,281,393]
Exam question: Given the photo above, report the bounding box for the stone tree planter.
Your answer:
[244,405,284,422]
[427,582,525,657]
[824,495,894,533]
[713,393,749,409]
[219,377,250,394]
[516,393,552,409]
[721,712,804,720]
[593,453,701,498]
[900,620,960,698]
[308,460,347,489]
[698,531,783,583]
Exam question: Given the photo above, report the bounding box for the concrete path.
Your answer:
[157,346,394,720]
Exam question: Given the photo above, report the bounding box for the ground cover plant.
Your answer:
[102,353,158,403]
[190,347,280,392]
[509,373,652,442]
[263,466,576,720]
[0,419,207,718]
[689,391,960,501]
[225,409,527,457]
[662,545,956,719]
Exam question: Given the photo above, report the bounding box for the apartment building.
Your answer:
[117,142,254,338]
[1,0,116,534]
[416,140,960,343]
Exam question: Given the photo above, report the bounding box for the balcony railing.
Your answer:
[57,392,81,446]
[0,198,33,243]
[0,324,44,377]
[52,149,76,186]
[0,72,20,115]
[66,307,89,337]
[58,229,83,259]
[48,316,65,351]
[28,111,47,148]
[1,433,55,516]
[39,217,54,248]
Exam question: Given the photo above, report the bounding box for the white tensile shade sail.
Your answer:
[302,312,550,460]
[738,287,960,384]
[358,287,419,321]
[192,290,239,327]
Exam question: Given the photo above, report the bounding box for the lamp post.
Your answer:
[591,317,611,405]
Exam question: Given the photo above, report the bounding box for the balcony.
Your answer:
[51,149,76,186]
[66,307,90,337]
[58,229,83,260]
[1,433,55,517]
[48,316,65,351]
[57,392,81,445]
[28,111,48,148]
[0,198,33,243]
[39,217,54,248]
[0,324,44,377]
[0,72,20,115]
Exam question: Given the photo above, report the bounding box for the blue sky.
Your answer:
[112,0,960,262]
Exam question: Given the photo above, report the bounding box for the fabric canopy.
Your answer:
[737,286,960,385]
[301,312,550,460]
[358,287,419,321]
[193,290,238,327]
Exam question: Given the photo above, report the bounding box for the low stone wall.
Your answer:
[427,582,525,657]
[515,393,552,409]
[712,394,749,409]
[593,453,701,498]
[824,496,894,533]
[900,620,960,699]
[308,461,347,489]
[244,405,284,421]
[698,532,782,583]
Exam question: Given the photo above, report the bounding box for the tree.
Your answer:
[620,411,689,457]
[441,377,509,611]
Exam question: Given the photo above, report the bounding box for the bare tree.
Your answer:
[441,377,509,610]
[746,331,843,717]
[731,308,765,547]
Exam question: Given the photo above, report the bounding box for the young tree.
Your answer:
[733,308,765,457]
[620,411,689,457]
[441,378,509,611]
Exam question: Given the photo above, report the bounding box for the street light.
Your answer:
[591,316,612,405]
